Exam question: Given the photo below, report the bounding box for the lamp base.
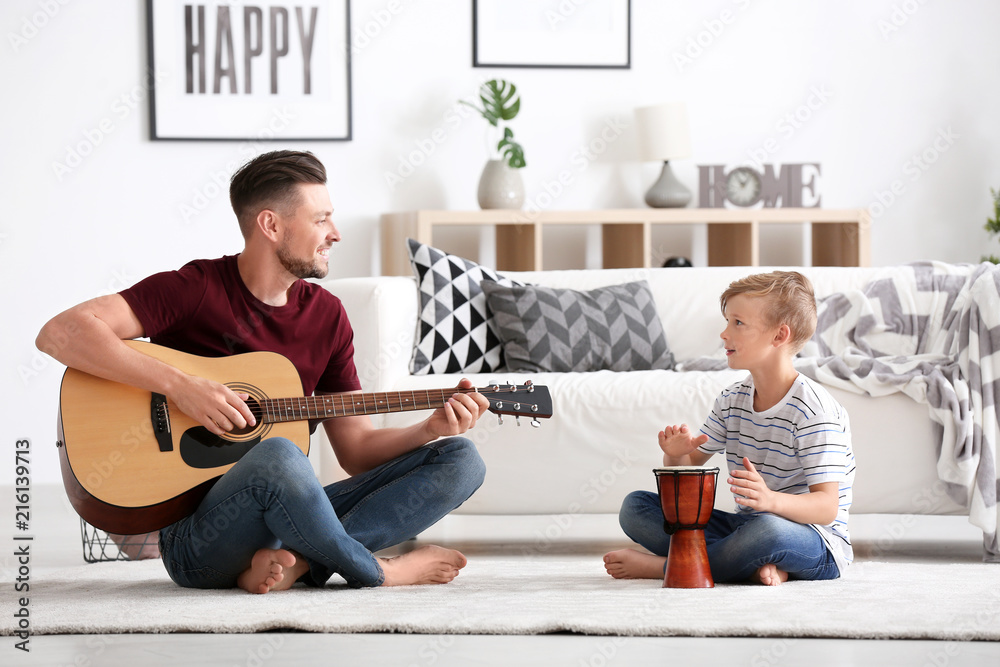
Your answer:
[645,161,691,208]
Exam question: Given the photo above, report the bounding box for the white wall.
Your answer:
[4,0,1000,485]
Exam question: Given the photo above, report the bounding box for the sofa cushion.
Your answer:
[406,239,525,375]
[481,280,675,373]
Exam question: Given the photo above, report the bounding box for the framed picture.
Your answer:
[473,0,630,69]
[146,0,352,141]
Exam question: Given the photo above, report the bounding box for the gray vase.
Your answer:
[477,159,525,209]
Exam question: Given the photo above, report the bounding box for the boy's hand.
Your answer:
[729,457,775,512]
[658,424,709,462]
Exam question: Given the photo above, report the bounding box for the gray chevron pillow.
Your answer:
[481,280,675,373]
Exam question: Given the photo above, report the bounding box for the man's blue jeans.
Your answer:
[159,436,485,589]
[619,490,840,582]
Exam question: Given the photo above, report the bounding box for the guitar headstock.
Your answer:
[478,381,553,427]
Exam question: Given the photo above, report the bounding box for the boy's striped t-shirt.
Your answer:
[698,373,855,573]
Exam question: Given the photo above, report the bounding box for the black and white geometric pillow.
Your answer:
[407,239,525,375]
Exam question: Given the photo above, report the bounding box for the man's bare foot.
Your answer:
[751,563,788,586]
[603,549,667,580]
[237,548,307,594]
[378,545,467,586]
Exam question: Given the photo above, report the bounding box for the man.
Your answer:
[37,150,488,593]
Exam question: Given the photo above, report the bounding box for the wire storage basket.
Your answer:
[80,518,161,563]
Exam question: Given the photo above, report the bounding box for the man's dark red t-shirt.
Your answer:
[118,254,361,397]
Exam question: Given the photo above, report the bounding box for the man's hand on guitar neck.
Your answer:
[325,378,491,476]
[421,378,490,440]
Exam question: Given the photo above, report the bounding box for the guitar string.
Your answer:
[238,387,540,422]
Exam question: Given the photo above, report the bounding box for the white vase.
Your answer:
[477,159,525,209]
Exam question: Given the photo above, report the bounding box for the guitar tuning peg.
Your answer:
[497,414,503,426]
[515,416,521,426]
[530,418,541,428]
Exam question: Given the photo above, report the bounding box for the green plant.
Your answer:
[460,79,526,169]
[984,187,1000,264]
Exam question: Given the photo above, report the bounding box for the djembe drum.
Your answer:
[654,466,719,588]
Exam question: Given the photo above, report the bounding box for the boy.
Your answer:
[603,271,854,585]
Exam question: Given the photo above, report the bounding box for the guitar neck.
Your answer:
[257,387,477,424]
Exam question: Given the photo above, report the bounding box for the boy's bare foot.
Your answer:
[603,549,667,580]
[378,545,467,586]
[237,548,306,594]
[751,563,788,586]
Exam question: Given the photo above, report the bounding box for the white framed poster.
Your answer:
[147,0,352,141]
[473,0,630,69]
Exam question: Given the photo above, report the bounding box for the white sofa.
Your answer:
[311,266,967,525]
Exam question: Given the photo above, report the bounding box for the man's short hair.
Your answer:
[720,271,817,354]
[229,150,327,238]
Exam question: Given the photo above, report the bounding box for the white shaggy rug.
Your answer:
[5,555,1000,640]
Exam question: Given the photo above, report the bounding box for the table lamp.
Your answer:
[634,102,693,208]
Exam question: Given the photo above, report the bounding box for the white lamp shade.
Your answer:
[634,102,692,162]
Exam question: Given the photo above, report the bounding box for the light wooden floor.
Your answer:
[6,485,1000,666]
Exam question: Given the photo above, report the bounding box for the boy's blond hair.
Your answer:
[720,271,817,354]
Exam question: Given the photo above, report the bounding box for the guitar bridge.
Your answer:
[151,393,172,452]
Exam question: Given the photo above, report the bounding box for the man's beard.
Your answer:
[277,243,328,279]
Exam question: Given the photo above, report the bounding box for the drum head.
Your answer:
[653,466,720,475]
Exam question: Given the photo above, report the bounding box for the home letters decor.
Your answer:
[698,163,821,208]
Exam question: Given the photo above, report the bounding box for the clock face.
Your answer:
[726,167,762,207]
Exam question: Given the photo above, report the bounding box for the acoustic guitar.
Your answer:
[57,340,552,535]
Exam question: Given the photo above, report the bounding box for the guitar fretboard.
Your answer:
[256,388,477,423]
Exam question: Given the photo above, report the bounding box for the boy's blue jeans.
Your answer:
[619,490,840,582]
[159,436,485,589]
